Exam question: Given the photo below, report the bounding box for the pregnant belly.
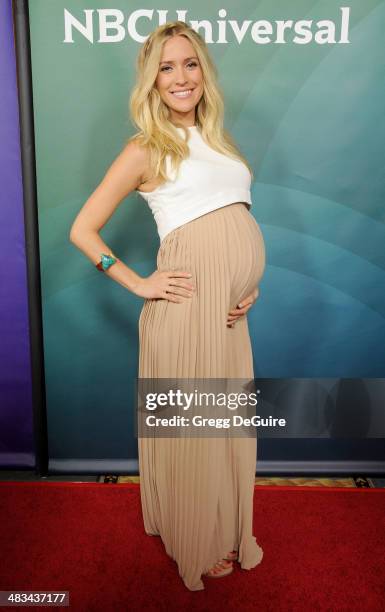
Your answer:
[226,203,266,308]
[155,201,266,307]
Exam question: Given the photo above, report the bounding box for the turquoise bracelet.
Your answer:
[96,252,117,272]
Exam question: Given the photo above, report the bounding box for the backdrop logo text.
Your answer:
[63,7,351,45]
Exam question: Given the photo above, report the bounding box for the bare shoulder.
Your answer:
[122,136,153,186]
[122,135,148,159]
[95,136,151,198]
[120,136,149,170]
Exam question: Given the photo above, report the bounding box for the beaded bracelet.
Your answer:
[96,252,118,272]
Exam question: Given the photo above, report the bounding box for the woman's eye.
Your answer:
[160,62,198,73]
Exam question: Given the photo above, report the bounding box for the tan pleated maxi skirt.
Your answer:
[138,202,266,591]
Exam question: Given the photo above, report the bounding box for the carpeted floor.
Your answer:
[0,481,384,611]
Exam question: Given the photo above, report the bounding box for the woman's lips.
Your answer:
[170,89,194,99]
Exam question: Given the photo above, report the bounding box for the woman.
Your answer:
[70,21,265,591]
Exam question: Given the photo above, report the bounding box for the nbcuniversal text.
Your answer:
[63,7,352,46]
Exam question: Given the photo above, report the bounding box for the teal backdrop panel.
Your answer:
[28,1,385,467]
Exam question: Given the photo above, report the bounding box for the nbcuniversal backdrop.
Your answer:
[26,1,385,472]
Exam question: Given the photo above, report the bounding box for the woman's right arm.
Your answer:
[69,141,195,303]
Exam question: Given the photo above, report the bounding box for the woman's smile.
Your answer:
[171,88,195,98]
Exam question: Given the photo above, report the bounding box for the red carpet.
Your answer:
[0,482,384,611]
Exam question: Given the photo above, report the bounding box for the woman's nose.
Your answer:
[174,68,188,84]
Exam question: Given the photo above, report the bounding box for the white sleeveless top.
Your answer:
[136,126,252,242]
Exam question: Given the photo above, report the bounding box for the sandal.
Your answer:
[224,550,238,561]
[204,559,233,578]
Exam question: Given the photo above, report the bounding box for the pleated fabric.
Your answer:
[138,202,266,591]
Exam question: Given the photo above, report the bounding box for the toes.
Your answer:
[204,556,235,577]
[218,560,232,569]
[207,559,232,575]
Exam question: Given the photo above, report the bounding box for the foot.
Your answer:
[224,550,238,561]
[204,559,233,578]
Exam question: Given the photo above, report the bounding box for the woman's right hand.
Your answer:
[133,270,195,302]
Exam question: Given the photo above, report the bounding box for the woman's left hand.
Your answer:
[227,288,259,327]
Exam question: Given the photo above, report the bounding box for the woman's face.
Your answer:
[155,34,204,126]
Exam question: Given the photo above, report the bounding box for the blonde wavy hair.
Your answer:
[128,20,254,185]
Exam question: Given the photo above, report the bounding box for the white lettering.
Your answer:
[190,20,214,44]
[127,9,154,43]
[293,20,313,45]
[339,6,351,43]
[217,8,227,43]
[62,8,351,46]
[98,9,125,43]
[315,20,336,44]
[275,20,293,44]
[63,8,94,43]
[229,20,252,45]
[251,20,272,45]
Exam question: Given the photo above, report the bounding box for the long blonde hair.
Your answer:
[128,21,254,185]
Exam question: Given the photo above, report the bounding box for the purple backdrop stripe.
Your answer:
[0,0,34,466]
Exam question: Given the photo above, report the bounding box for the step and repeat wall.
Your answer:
[3,0,385,472]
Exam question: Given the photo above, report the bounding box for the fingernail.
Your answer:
[238,303,243,308]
